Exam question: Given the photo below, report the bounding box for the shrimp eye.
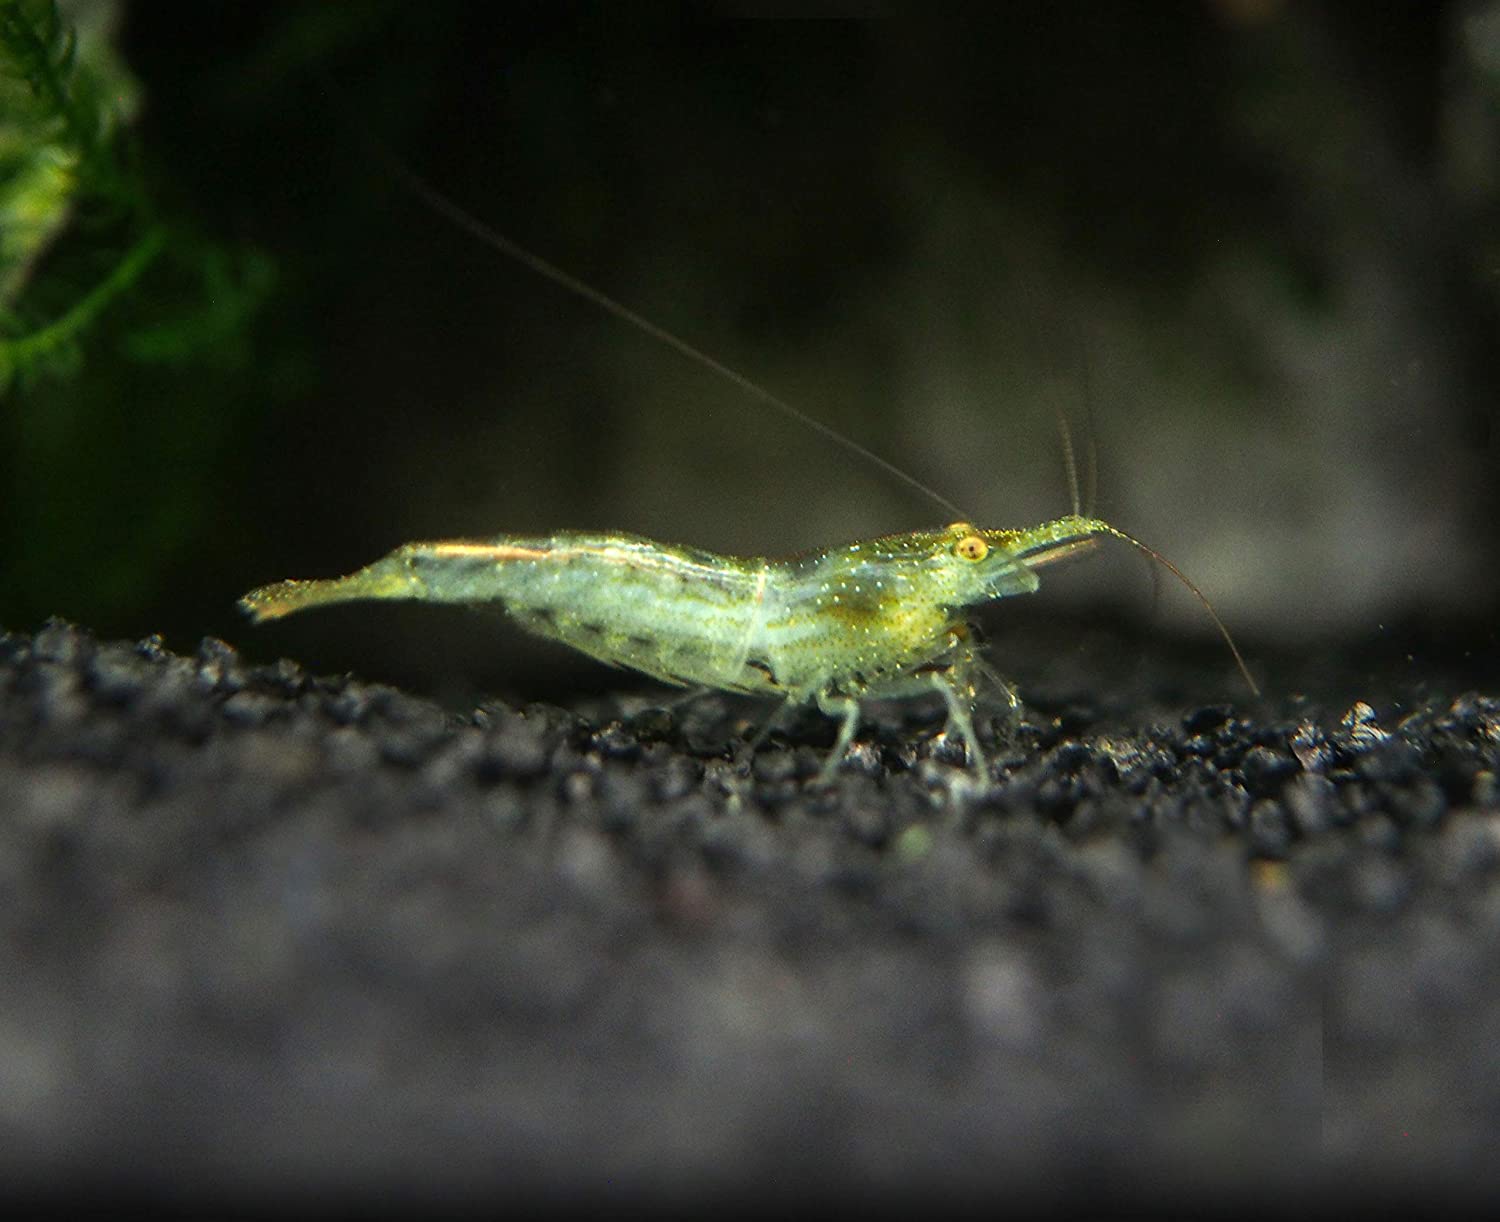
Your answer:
[956,534,988,561]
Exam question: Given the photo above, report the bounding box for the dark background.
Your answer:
[5,0,1498,704]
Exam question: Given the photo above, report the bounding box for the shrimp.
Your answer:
[240,138,1259,783]
[240,514,1255,781]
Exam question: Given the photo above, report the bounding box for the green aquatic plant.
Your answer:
[0,0,163,387]
[0,0,274,630]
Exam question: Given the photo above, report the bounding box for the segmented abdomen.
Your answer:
[430,533,775,691]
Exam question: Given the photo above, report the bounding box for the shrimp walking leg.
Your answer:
[744,695,801,754]
[932,672,988,776]
[815,693,863,784]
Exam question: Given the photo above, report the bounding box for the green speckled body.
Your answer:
[239,515,1117,774]
[240,517,1105,701]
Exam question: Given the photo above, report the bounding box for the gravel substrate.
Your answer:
[2,619,1498,1207]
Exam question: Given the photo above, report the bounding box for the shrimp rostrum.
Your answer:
[239,512,1256,781]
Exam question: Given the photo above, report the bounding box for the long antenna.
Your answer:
[352,124,969,522]
[1074,330,1099,517]
[1091,521,1260,697]
[1055,399,1083,518]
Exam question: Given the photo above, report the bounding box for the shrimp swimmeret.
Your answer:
[240,514,1257,781]
[239,144,1258,782]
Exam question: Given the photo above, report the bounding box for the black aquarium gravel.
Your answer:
[3,617,1499,1208]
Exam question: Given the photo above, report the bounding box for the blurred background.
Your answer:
[2,0,1497,705]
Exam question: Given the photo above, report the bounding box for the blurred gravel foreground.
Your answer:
[3,619,1499,1208]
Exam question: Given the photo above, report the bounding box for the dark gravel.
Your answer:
[3,619,1499,1207]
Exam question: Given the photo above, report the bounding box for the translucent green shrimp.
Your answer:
[240,515,1255,780]
[240,137,1259,782]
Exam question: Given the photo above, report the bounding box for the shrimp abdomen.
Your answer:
[240,532,774,691]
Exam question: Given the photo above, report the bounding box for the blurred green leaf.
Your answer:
[0,0,274,630]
